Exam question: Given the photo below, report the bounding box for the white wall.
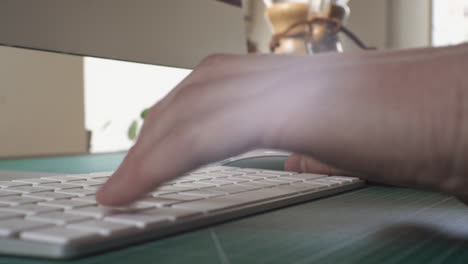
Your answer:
[387,0,432,49]
[243,0,273,53]
[84,58,190,153]
[433,0,468,47]
[0,46,87,158]
[343,0,388,51]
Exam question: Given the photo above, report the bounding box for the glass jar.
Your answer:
[307,0,350,54]
[264,0,350,55]
[264,0,311,55]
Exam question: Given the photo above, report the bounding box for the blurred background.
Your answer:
[0,0,467,158]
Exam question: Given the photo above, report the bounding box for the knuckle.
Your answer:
[200,53,227,67]
[145,106,158,120]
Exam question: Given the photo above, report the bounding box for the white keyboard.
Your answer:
[0,166,364,259]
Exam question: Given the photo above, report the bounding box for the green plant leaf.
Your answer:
[140,108,150,119]
[128,120,139,141]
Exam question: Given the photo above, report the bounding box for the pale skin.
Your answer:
[96,43,468,206]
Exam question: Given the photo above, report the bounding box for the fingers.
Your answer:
[96,94,266,206]
[284,153,349,176]
[96,126,201,206]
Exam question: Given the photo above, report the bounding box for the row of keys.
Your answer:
[0,176,357,222]
[0,167,362,247]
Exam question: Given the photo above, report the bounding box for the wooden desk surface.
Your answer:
[0,153,467,264]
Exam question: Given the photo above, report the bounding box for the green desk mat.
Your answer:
[1,153,468,264]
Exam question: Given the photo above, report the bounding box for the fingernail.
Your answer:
[96,172,130,206]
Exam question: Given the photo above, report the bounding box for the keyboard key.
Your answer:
[295,182,328,190]
[259,170,295,176]
[82,185,103,191]
[61,180,103,187]
[67,206,114,218]
[0,190,20,197]
[83,178,107,184]
[0,181,32,188]
[235,183,263,191]
[235,168,261,174]
[207,178,241,184]
[41,175,83,182]
[252,173,280,179]
[88,171,113,176]
[107,203,155,212]
[27,212,92,225]
[175,182,215,189]
[55,188,96,197]
[188,174,214,180]
[170,178,194,184]
[225,177,250,183]
[23,192,76,201]
[137,197,184,207]
[294,173,328,181]
[74,172,113,179]
[0,196,44,206]
[0,204,61,216]
[71,195,97,203]
[238,181,276,188]
[208,171,243,177]
[179,189,225,198]
[37,183,80,190]
[0,211,24,220]
[173,187,293,213]
[210,185,255,194]
[138,208,201,221]
[4,186,53,194]
[311,178,342,187]
[273,184,317,194]
[202,172,228,179]
[64,175,99,180]
[68,220,138,236]
[228,175,257,181]
[154,185,194,193]
[88,176,110,182]
[275,176,303,183]
[20,226,102,245]
[159,193,204,202]
[255,179,288,186]
[67,203,152,218]
[195,166,225,173]
[39,199,96,210]
[0,219,51,237]
[328,176,362,183]
[238,174,265,180]
[262,177,295,183]
[199,179,234,186]
[13,178,60,185]
[104,212,170,228]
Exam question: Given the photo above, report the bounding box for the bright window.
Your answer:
[84,58,190,153]
[432,0,468,46]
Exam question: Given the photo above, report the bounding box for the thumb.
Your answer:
[284,153,349,176]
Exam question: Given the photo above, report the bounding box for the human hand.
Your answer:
[97,44,468,207]
[96,54,312,206]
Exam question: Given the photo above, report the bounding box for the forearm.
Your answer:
[274,44,468,192]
